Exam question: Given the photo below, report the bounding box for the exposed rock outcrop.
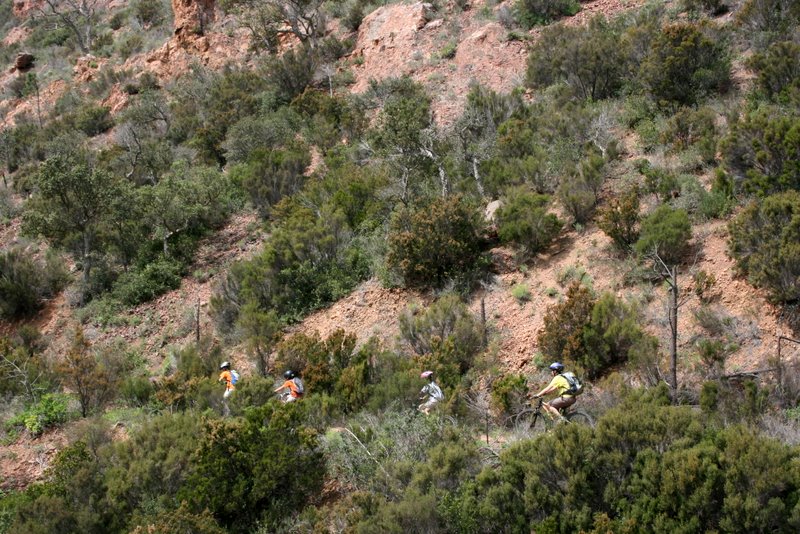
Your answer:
[172,0,217,46]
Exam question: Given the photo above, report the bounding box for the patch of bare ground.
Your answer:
[349,0,647,125]
[0,428,67,491]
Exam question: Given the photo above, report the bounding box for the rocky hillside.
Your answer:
[1,0,799,499]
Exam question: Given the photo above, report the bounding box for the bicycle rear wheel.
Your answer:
[565,410,594,427]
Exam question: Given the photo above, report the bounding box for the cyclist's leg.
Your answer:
[548,396,575,422]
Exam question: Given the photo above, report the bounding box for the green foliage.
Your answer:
[747,40,800,101]
[74,104,114,137]
[183,403,324,532]
[640,22,731,107]
[5,393,69,436]
[386,195,488,291]
[526,16,628,100]
[557,170,598,225]
[58,327,128,417]
[263,45,318,104]
[538,282,595,366]
[0,247,68,319]
[229,141,311,217]
[735,0,800,49]
[634,205,692,264]
[496,188,563,255]
[133,0,166,27]
[721,105,800,196]
[582,293,656,379]
[490,373,528,416]
[661,106,718,163]
[112,257,183,305]
[514,0,580,28]
[274,329,358,397]
[598,186,640,251]
[728,191,800,303]
[399,294,484,385]
[510,283,531,304]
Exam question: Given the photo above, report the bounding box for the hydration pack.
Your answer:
[561,372,583,396]
[230,370,240,385]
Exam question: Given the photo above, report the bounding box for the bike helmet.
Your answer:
[283,370,296,380]
[219,361,230,370]
[420,370,434,379]
[549,362,565,372]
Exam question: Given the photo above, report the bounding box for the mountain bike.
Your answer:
[506,397,594,433]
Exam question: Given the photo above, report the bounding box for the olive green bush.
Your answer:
[526,16,629,100]
[721,105,800,196]
[640,22,731,107]
[598,186,640,251]
[747,40,800,101]
[496,188,563,255]
[514,0,580,28]
[386,195,488,291]
[0,247,68,319]
[634,205,692,264]
[728,191,800,303]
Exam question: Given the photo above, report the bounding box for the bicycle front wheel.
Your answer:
[565,411,594,427]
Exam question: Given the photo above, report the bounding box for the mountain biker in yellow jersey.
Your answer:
[531,362,575,423]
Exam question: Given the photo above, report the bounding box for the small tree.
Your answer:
[537,282,595,365]
[598,186,640,250]
[238,301,282,377]
[386,196,487,290]
[22,154,120,304]
[59,327,118,417]
[635,205,692,264]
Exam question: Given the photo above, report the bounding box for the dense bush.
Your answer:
[538,282,595,366]
[183,403,325,532]
[5,393,69,436]
[598,186,640,251]
[399,294,484,387]
[720,105,800,196]
[640,22,731,107]
[634,205,692,264]
[74,104,114,137]
[0,247,68,319]
[728,191,800,303]
[386,195,488,291]
[526,16,628,100]
[515,0,580,28]
[735,0,800,49]
[496,188,563,255]
[112,257,183,305]
[747,40,800,101]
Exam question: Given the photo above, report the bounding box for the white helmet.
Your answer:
[219,361,230,369]
[420,370,434,379]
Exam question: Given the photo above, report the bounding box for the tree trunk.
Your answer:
[669,265,678,392]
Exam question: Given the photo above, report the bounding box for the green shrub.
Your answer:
[526,16,628,100]
[661,106,718,163]
[511,283,532,304]
[537,282,595,365]
[386,195,488,291]
[182,403,324,532]
[496,188,563,256]
[735,0,800,49]
[728,191,800,303]
[263,45,318,104]
[640,22,731,107]
[598,186,640,251]
[399,294,484,383]
[557,173,597,225]
[6,393,70,436]
[133,0,166,27]
[720,105,800,196]
[112,257,182,306]
[634,205,692,264]
[74,104,114,137]
[515,0,580,28]
[747,40,800,100]
[0,247,68,319]
[491,373,528,416]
